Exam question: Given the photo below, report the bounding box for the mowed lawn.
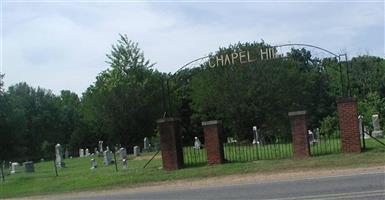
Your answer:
[1,138,384,199]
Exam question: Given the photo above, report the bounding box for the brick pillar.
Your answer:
[202,120,225,165]
[157,118,184,170]
[337,97,361,153]
[288,111,310,158]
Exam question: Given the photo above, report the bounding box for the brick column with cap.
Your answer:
[157,118,184,170]
[202,120,225,165]
[337,97,361,153]
[288,111,310,158]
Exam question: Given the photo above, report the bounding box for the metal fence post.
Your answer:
[113,150,118,172]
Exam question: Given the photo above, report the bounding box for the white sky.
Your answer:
[2,1,384,95]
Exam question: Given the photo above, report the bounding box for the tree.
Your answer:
[79,34,165,149]
[175,43,336,141]
[0,73,4,93]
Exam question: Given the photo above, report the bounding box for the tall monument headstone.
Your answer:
[98,141,104,153]
[252,126,260,144]
[194,137,201,149]
[79,148,84,157]
[143,137,150,152]
[55,144,65,168]
[372,114,383,138]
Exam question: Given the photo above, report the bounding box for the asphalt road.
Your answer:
[65,172,385,200]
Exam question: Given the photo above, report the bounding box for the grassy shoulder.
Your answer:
[1,146,384,199]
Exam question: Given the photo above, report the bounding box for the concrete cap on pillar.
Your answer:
[288,110,307,117]
[156,118,181,124]
[336,97,356,103]
[202,120,222,126]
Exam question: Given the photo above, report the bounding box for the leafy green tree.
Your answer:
[350,56,385,98]
[79,34,165,149]
[177,43,335,141]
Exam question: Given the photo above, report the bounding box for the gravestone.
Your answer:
[119,148,127,160]
[315,128,320,142]
[308,130,315,145]
[143,137,150,152]
[85,148,90,157]
[194,137,201,149]
[372,114,383,138]
[10,162,18,174]
[252,126,260,145]
[79,148,84,157]
[90,159,97,169]
[98,141,104,153]
[103,150,112,166]
[94,147,99,157]
[23,161,35,173]
[122,159,128,169]
[133,146,140,157]
[55,144,65,168]
[358,115,370,139]
[227,137,237,143]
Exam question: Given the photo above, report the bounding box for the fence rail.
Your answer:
[224,140,293,162]
[309,132,341,156]
[183,146,207,166]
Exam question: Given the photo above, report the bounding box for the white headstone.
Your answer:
[315,128,320,142]
[194,137,201,149]
[122,159,128,169]
[103,150,112,166]
[55,144,65,168]
[143,137,150,151]
[133,146,140,157]
[358,115,369,139]
[85,148,90,157]
[98,141,104,153]
[10,162,18,174]
[94,147,99,157]
[308,130,315,145]
[372,114,383,138]
[90,158,97,169]
[79,148,84,157]
[252,126,260,145]
[119,148,127,160]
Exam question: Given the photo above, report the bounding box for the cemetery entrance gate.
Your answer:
[160,43,353,167]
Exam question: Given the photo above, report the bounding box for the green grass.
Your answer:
[1,142,384,199]
[310,138,341,156]
[184,137,385,165]
[364,137,385,152]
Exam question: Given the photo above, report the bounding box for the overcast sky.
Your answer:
[2,1,384,95]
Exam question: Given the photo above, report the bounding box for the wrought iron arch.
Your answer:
[163,43,351,117]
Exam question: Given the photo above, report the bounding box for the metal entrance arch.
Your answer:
[163,43,351,117]
[162,43,350,165]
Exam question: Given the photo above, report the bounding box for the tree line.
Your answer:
[1,35,384,161]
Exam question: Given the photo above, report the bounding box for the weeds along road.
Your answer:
[61,171,385,200]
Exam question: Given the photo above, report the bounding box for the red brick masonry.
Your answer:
[288,111,310,158]
[202,120,225,165]
[336,98,361,153]
[157,118,184,170]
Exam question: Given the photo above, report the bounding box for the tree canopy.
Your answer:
[1,37,384,162]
